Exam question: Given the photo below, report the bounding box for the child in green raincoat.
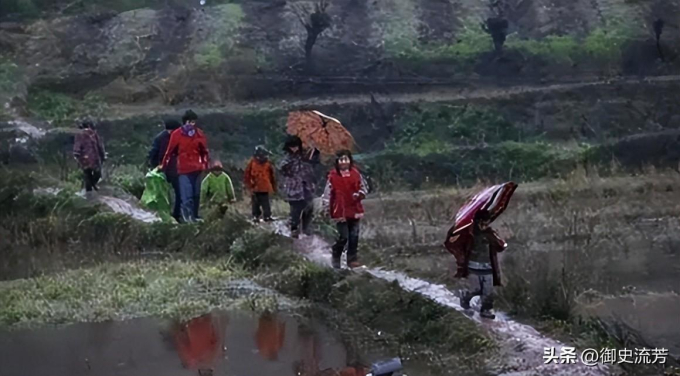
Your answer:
[141,167,175,222]
[200,161,236,218]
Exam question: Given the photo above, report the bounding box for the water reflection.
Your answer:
[0,309,378,376]
[255,312,287,361]
[171,312,227,375]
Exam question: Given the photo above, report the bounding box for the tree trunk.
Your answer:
[656,38,665,62]
[305,32,319,73]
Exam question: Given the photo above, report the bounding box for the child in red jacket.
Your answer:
[322,150,369,269]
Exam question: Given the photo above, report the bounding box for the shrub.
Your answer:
[387,105,530,155]
[27,90,107,126]
[0,59,21,93]
[364,142,586,190]
[193,4,245,70]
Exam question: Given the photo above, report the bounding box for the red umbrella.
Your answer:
[445,182,517,252]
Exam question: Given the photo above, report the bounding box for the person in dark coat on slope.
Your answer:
[73,121,106,193]
[149,119,182,221]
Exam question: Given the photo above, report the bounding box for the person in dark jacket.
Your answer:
[322,150,368,269]
[161,110,210,223]
[73,121,106,192]
[278,135,320,238]
[149,119,182,221]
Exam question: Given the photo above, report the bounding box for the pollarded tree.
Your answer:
[482,1,509,54]
[292,0,332,72]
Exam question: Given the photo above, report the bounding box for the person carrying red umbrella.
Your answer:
[444,182,517,320]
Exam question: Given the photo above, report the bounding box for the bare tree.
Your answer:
[292,0,332,72]
[653,18,664,61]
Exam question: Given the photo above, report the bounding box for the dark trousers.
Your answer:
[166,174,181,221]
[464,271,494,310]
[178,171,202,222]
[251,192,272,218]
[83,168,101,192]
[289,199,314,235]
[332,219,361,263]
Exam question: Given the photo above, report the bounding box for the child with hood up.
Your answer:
[244,145,276,223]
[200,161,236,217]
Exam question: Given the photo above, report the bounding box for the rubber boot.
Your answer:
[459,290,473,310]
[480,297,495,320]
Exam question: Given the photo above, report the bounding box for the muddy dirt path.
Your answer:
[269,221,613,376]
[104,74,680,119]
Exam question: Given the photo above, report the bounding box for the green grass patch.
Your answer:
[387,105,533,155]
[364,142,589,190]
[26,90,108,126]
[193,4,246,70]
[0,258,247,328]
[0,59,21,93]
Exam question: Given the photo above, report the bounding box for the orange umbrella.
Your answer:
[286,110,356,156]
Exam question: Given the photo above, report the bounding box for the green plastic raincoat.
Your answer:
[141,168,174,222]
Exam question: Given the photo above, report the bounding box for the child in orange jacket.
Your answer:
[244,145,276,222]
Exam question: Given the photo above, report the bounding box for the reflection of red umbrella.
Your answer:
[445,182,517,254]
[173,313,226,372]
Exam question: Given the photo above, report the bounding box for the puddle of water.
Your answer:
[0,310,368,376]
[581,292,680,357]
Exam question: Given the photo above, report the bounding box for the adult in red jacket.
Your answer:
[172,312,227,375]
[322,150,369,269]
[161,110,210,223]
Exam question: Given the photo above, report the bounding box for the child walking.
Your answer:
[244,145,276,223]
[447,210,507,320]
[322,150,369,269]
[73,121,106,193]
[279,135,320,238]
[200,161,236,217]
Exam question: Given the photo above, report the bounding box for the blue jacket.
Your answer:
[148,130,177,177]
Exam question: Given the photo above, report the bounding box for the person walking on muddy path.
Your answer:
[244,145,276,223]
[322,150,368,269]
[148,118,182,221]
[200,161,236,218]
[73,120,106,194]
[448,210,507,320]
[161,110,210,223]
[279,135,320,238]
